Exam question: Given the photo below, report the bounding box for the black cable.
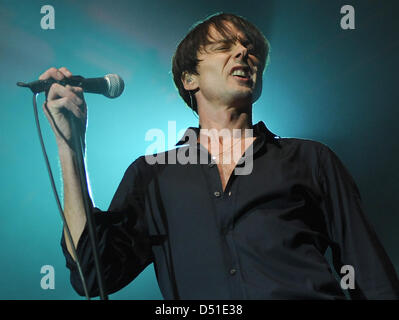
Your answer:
[32,94,91,299]
[37,91,108,300]
[67,112,108,300]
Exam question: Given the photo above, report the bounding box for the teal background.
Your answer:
[0,0,398,299]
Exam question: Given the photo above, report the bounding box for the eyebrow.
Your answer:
[208,35,250,46]
[208,40,232,46]
[205,38,254,53]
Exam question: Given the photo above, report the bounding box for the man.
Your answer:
[40,13,399,299]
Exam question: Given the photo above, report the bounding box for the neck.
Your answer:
[197,103,254,152]
[198,103,253,133]
[196,103,257,161]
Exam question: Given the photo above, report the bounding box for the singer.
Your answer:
[40,13,398,299]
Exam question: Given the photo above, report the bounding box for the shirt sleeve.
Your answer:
[318,145,399,299]
[60,156,153,297]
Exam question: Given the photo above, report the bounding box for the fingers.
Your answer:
[40,66,83,104]
[46,96,83,119]
[39,67,62,81]
[39,67,87,125]
[69,86,87,115]
[39,66,72,80]
[68,85,84,100]
[58,67,72,78]
[46,83,86,120]
[47,83,83,103]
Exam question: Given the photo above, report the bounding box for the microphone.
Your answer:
[17,74,124,98]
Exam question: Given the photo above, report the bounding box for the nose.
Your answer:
[234,42,249,61]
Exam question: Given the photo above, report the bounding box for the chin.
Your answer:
[229,92,253,108]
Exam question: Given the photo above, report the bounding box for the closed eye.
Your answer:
[209,40,258,57]
[247,44,255,52]
[214,41,232,51]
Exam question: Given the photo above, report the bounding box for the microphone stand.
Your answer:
[69,113,108,300]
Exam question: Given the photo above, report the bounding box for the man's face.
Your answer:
[193,22,263,109]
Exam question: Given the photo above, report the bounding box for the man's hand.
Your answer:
[39,67,89,257]
[39,67,87,150]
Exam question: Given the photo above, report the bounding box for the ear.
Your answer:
[182,71,198,91]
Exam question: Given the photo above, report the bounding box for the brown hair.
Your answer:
[172,13,270,113]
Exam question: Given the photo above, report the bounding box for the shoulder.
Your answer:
[271,137,342,175]
[124,147,183,176]
[121,155,158,184]
[275,137,331,157]
[278,138,355,184]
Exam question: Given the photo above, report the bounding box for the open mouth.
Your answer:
[230,67,251,81]
[232,74,251,81]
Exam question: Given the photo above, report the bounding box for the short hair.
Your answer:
[172,12,270,113]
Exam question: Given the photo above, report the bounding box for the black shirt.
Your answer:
[61,121,399,299]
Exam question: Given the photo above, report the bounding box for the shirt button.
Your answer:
[228,191,232,196]
[230,268,237,275]
[214,191,221,197]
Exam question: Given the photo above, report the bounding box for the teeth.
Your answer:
[232,69,248,77]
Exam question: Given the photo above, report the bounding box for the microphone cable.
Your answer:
[32,93,91,300]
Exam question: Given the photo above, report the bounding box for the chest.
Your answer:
[145,145,325,237]
[216,160,241,191]
[208,138,257,191]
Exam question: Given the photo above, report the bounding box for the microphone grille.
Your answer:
[104,74,124,98]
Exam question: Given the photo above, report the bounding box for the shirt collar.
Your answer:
[175,121,280,147]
